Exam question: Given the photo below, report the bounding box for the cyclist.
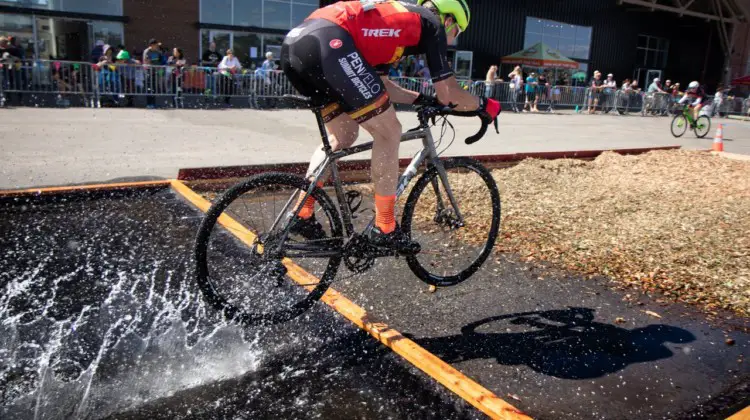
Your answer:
[281,0,500,253]
[678,81,704,122]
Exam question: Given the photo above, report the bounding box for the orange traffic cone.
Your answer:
[713,124,724,152]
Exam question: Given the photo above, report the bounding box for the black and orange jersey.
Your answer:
[307,1,453,82]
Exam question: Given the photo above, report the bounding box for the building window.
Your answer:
[524,17,591,61]
[0,0,123,15]
[636,35,669,69]
[34,17,123,60]
[200,29,285,69]
[200,0,317,29]
[0,13,33,57]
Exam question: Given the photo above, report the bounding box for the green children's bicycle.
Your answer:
[670,105,711,138]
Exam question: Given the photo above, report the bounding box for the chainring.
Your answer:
[343,234,376,273]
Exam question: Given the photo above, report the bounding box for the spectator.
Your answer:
[0,36,10,58]
[168,48,187,102]
[602,73,616,109]
[537,71,549,111]
[647,77,664,93]
[142,38,164,109]
[142,38,163,65]
[388,61,402,78]
[630,80,640,92]
[587,70,603,114]
[621,78,632,91]
[416,60,431,82]
[116,49,136,107]
[484,64,497,98]
[218,48,241,106]
[664,79,674,94]
[8,36,24,60]
[218,48,241,71]
[262,51,276,73]
[524,71,538,112]
[201,42,223,67]
[167,48,187,68]
[158,42,169,65]
[508,66,523,113]
[91,40,105,63]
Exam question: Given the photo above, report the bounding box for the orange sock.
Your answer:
[296,181,324,219]
[375,194,396,234]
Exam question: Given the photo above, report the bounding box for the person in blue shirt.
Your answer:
[524,72,538,112]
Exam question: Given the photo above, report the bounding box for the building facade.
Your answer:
[1,0,747,87]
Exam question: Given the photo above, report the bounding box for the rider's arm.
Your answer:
[434,77,480,111]
[381,76,420,104]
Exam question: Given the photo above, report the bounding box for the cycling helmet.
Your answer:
[688,81,699,89]
[417,0,471,32]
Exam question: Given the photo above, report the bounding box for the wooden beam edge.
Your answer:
[168,179,531,420]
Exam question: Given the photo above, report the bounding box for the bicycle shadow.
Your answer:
[410,307,695,379]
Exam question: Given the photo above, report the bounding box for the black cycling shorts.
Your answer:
[281,19,390,124]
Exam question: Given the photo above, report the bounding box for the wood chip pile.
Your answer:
[490,150,750,316]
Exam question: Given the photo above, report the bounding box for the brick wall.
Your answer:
[123,0,199,63]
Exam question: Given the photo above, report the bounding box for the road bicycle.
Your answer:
[194,95,502,326]
[670,104,711,138]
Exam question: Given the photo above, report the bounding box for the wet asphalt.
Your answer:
[0,188,477,420]
[334,256,750,419]
[0,187,747,419]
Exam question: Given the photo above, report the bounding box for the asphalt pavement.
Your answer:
[2,108,750,189]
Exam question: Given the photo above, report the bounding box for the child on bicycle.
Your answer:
[679,81,704,121]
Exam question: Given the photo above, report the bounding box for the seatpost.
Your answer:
[313,109,333,152]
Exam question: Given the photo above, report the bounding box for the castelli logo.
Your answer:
[329,39,343,49]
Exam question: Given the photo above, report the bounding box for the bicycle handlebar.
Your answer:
[417,106,499,145]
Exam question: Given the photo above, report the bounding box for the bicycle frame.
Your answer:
[267,108,463,258]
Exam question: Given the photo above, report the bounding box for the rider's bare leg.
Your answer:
[360,106,402,234]
[296,113,359,219]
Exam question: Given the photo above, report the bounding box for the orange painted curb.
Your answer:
[727,405,750,420]
[0,180,171,197]
[169,179,531,420]
[177,146,681,181]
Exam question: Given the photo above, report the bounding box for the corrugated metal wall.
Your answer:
[319,0,722,86]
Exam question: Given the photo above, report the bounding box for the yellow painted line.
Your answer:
[0,180,171,197]
[169,179,530,420]
[727,405,750,420]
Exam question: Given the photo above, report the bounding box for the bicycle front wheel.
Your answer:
[195,173,343,326]
[694,115,711,138]
[671,115,688,137]
[401,157,501,287]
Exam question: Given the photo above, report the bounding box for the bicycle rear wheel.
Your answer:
[195,173,343,326]
[401,158,501,287]
[671,115,688,137]
[693,115,711,138]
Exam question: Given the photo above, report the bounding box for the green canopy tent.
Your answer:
[501,42,580,70]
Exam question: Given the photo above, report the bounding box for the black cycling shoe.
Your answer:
[288,214,327,241]
[367,224,421,255]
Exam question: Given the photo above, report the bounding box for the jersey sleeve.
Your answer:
[417,9,453,82]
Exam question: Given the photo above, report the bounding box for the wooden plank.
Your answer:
[177,146,681,181]
[727,405,750,420]
[0,180,171,197]
[169,179,531,420]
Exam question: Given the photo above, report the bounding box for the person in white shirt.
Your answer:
[218,49,241,106]
[218,49,242,71]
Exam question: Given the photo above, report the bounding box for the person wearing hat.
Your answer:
[116,49,136,106]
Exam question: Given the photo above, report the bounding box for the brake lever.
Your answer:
[493,116,499,134]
